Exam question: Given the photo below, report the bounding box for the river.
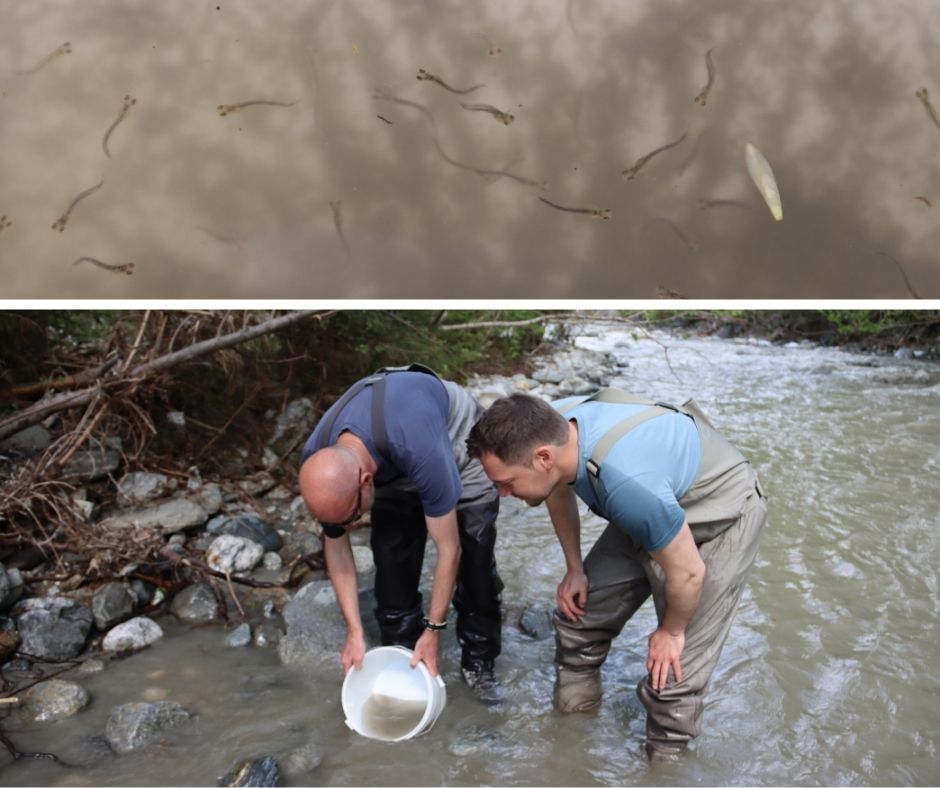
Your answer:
[1,321,939,786]
[1,0,938,298]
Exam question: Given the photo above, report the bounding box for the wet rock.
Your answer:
[278,581,349,671]
[11,596,93,660]
[252,621,283,648]
[92,583,136,630]
[170,582,221,623]
[351,545,375,582]
[267,397,316,456]
[98,497,212,536]
[207,535,265,574]
[190,482,223,516]
[217,755,281,787]
[22,679,90,722]
[0,563,24,611]
[116,471,178,507]
[225,623,252,648]
[76,658,106,675]
[282,742,324,778]
[448,724,515,757]
[518,605,554,641]
[873,368,939,387]
[289,495,322,537]
[262,552,282,571]
[102,617,163,652]
[207,513,283,553]
[105,701,192,753]
[77,734,114,766]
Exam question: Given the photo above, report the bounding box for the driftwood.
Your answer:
[0,310,333,442]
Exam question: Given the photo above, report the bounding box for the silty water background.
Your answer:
[1,319,938,786]
[1,0,939,298]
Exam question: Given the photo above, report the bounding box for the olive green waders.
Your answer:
[553,391,768,756]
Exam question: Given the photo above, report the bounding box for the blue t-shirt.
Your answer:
[301,372,463,529]
[554,398,702,553]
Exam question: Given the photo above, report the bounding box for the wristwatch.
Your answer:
[422,616,447,631]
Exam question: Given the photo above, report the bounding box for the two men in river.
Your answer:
[297,365,503,701]
[467,390,767,760]
[299,366,766,757]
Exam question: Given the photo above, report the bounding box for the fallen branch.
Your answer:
[0,310,334,442]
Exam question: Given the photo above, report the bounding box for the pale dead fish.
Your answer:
[745,143,782,221]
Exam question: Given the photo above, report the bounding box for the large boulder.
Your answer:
[105,701,192,753]
[12,596,93,660]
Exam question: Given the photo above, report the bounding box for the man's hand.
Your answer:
[341,630,367,674]
[556,568,588,622]
[410,628,440,676]
[646,627,685,691]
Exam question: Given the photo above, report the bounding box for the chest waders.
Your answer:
[314,364,503,675]
[553,389,768,758]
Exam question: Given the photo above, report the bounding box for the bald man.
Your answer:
[298,366,503,700]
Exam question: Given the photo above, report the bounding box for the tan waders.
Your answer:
[552,391,768,757]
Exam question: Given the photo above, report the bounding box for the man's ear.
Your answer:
[534,445,554,469]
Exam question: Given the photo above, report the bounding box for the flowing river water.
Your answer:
[1,0,938,298]
[2,322,939,786]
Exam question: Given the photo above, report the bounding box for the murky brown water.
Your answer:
[2,323,939,786]
[0,0,938,297]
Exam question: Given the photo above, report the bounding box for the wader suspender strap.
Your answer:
[314,363,441,460]
[556,388,688,499]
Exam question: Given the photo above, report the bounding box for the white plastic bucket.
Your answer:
[341,646,446,741]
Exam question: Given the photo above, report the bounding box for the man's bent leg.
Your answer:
[370,486,427,648]
[638,493,768,755]
[453,492,503,672]
[554,522,651,712]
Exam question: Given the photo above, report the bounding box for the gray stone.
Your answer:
[116,472,178,507]
[190,483,223,516]
[519,606,554,641]
[267,397,316,456]
[167,411,186,428]
[91,583,135,630]
[262,552,282,571]
[99,497,211,536]
[11,596,93,660]
[0,564,24,612]
[0,425,52,453]
[278,581,348,671]
[170,583,220,623]
[105,701,192,753]
[282,742,324,778]
[207,535,264,574]
[280,532,322,564]
[224,623,252,648]
[129,579,155,606]
[207,513,283,553]
[237,473,277,497]
[217,755,281,787]
[252,621,283,648]
[22,679,90,722]
[60,446,121,483]
[102,617,163,652]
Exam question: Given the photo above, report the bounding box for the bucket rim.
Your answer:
[341,645,444,741]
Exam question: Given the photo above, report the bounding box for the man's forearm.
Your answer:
[324,537,363,633]
[546,486,583,573]
[425,512,461,623]
[661,568,704,636]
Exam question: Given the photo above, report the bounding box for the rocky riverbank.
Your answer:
[0,340,622,785]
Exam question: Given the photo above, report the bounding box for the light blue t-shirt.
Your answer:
[553,398,702,553]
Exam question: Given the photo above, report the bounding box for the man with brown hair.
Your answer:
[467,390,767,758]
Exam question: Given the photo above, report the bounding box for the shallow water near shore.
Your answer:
[1,0,938,297]
[1,323,939,786]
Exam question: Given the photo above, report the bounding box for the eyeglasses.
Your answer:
[324,467,363,529]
